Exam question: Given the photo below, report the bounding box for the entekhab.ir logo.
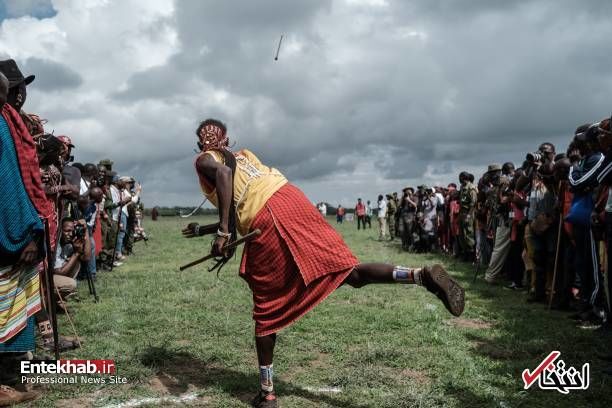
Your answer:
[522,351,589,394]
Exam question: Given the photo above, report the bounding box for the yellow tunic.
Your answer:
[198,149,288,235]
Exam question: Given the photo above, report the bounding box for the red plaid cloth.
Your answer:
[1,105,52,219]
[239,183,358,336]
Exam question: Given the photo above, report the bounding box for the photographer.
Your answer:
[54,218,91,299]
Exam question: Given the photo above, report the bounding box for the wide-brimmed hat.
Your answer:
[0,59,35,88]
[487,163,502,173]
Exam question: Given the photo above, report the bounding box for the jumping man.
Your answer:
[185,119,465,408]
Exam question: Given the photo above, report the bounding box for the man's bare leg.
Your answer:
[253,334,277,407]
[250,264,464,407]
[344,263,465,316]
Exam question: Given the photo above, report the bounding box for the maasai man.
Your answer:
[0,71,42,405]
[185,119,465,408]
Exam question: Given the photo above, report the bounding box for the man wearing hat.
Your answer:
[0,59,34,113]
[99,159,114,172]
[117,176,141,258]
[484,163,513,284]
[385,193,397,241]
[102,171,124,267]
[457,171,477,261]
[0,68,42,405]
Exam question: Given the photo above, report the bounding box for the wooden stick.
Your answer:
[274,35,283,60]
[548,213,564,311]
[54,287,82,348]
[179,229,261,271]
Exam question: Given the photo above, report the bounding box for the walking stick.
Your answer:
[109,203,124,271]
[548,214,564,311]
[180,229,261,271]
[43,219,60,360]
[180,198,208,218]
[472,222,481,283]
[86,261,99,302]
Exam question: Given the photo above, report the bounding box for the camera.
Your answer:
[74,223,86,239]
[525,152,543,162]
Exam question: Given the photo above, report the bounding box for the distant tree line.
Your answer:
[143,206,218,217]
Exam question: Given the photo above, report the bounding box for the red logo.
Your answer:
[523,351,589,394]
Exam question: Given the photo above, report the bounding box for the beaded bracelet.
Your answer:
[217,229,232,238]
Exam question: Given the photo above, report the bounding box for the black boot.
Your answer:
[421,265,465,317]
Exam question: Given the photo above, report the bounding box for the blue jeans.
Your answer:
[115,212,127,254]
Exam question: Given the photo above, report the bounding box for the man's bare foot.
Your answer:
[251,390,277,408]
[0,385,39,406]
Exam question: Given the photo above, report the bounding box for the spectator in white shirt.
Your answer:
[377,194,387,240]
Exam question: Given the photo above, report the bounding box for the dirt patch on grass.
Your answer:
[55,396,94,408]
[470,340,513,360]
[400,369,432,385]
[284,351,331,382]
[149,372,197,395]
[309,351,331,369]
[446,318,493,329]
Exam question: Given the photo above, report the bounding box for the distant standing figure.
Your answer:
[336,205,345,223]
[151,207,159,221]
[355,198,366,230]
[365,200,373,228]
[317,202,327,217]
[377,194,387,240]
[386,194,397,241]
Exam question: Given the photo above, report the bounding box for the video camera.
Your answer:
[74,223,86,239]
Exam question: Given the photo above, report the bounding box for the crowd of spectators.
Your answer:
[348,119,612,344]
[0,59,147,404]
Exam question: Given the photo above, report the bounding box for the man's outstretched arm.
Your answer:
[196,154,233,253]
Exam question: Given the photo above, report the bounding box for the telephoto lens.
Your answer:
[526,152,542,162]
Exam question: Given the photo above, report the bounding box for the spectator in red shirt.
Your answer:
[336,205,345,223]
[355,198,366,230]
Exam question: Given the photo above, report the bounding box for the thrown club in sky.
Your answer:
[274,35,284,61]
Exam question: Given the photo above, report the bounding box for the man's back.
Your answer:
[197,148,288,235]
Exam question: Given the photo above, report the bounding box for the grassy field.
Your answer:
[28,215,611,407]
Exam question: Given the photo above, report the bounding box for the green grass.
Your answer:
[28,216,611,407]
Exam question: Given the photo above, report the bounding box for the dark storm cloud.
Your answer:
[23,58,82,91]
[13,0,612,206]
[112,0,612,201]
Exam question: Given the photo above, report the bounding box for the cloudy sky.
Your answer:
[1,0,611,207]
